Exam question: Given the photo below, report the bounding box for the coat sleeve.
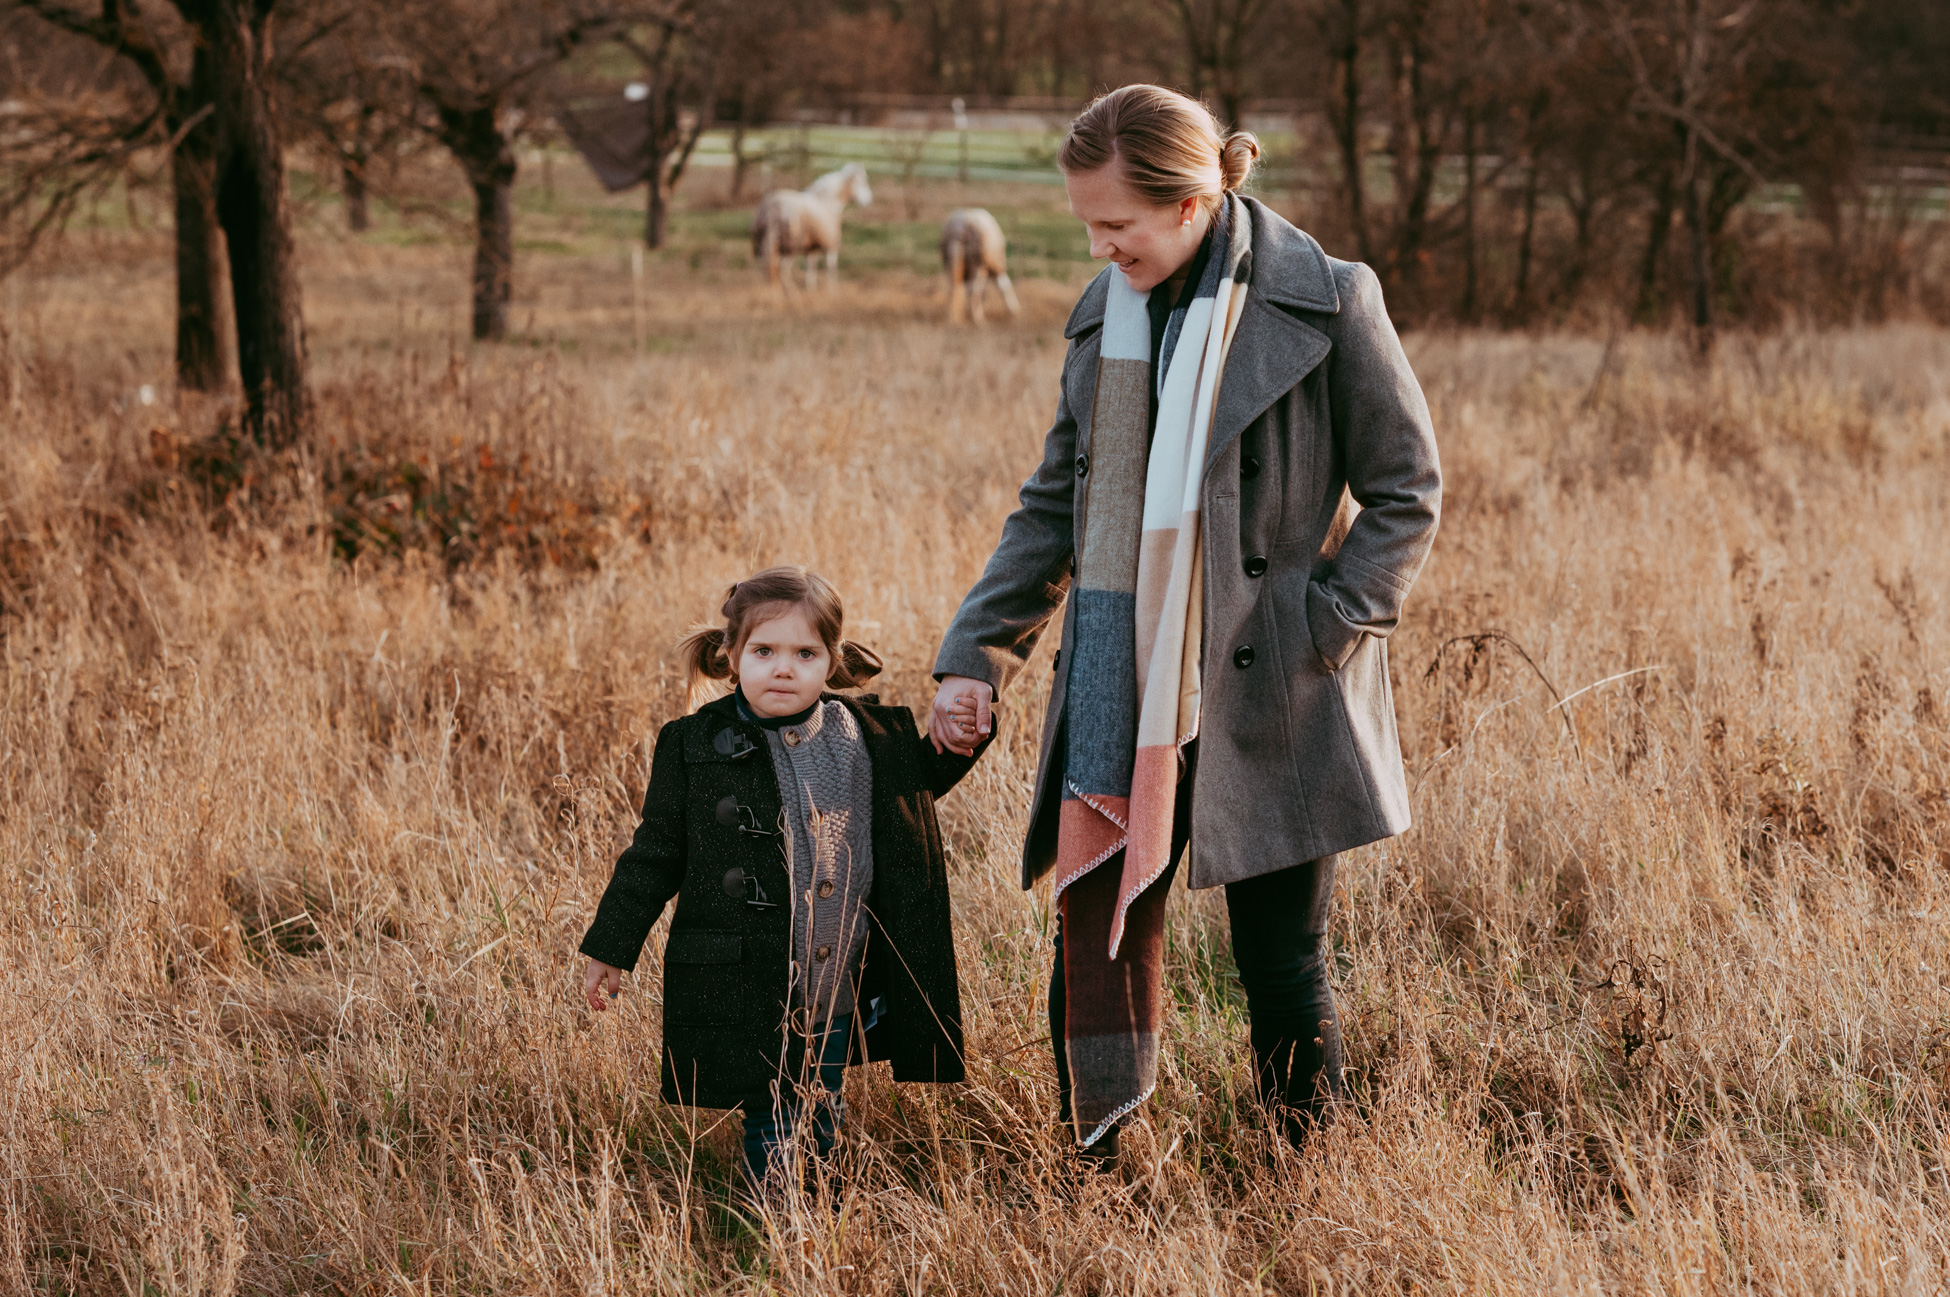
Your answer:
[931,371,1080,696]
[578,722,689,972]
[1307,262,1443,672]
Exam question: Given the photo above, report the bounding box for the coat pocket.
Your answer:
[663,929,762,1028]
[666,931,742,965]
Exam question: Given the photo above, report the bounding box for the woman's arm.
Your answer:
[1307,262,1443,671]
[931,377,1081,730]
[578,722,689,973]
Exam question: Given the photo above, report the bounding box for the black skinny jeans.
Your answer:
[1050,853,1343,1139]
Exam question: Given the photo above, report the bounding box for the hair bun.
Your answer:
[1219,130,1261,191]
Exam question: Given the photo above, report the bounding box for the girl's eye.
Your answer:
[753,647,770,657]
[798,649,815,660]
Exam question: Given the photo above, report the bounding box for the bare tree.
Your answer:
[182,0,312,441]
[386,0,621,341]
[9,0,311,443]
[1598,0,1774,349]
[5,3,229,391]
[279,24,417,234]
[612,4,718,249]
[1164,0,1274,127]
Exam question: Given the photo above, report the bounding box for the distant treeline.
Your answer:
[5,0,1945,448]
[754,0,1950,329]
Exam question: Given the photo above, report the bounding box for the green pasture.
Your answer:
[36,120,1946,291]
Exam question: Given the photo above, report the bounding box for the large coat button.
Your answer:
[1233,645,1255,669]
[1075,453,1089,477]
[1241,455,1262,479]
[1244,554,1268,578]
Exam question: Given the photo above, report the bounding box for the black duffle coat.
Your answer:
[579,691,985,1110]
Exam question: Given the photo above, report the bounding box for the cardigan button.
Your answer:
[815,944,832,962]
[1075,452,1089,477]
[1241,455,1262,479]
[818,879,834,898]
[1233,645,1255,669]
[1244,554,1268,578]
[783,727,803,747]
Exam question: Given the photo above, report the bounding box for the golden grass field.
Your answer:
[4,177,1950,1293]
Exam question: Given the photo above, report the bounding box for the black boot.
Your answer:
[1072,1120,1122,1169]
[1253,1012,1344,1147]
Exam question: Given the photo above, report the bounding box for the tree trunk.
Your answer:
[342,154,370,232]
[1330,0,1372,265]
[471,172,514,340]
[1681,126,1713,352]
[644,157,668,249]
[1460,108,1478,323]
[171,122,228,393]
[1384,17,1441,306]
[1558,190,1596,310]
[198,0,311,446]
[730,114,751,200]
[436,102,518,342]
[1511,156,1539,324]
[1633,164,1677,325]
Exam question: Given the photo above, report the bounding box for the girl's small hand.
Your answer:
[584,959,623,1011]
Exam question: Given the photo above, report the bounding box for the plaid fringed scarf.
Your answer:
[1056,196,1254,1146]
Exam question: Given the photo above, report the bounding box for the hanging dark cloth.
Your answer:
[557,96,656,194]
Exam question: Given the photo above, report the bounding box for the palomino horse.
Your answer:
[751,163,874,290]
[940,208,1022,323]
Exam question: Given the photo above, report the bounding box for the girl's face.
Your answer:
[1064,163,1206,294]
[736,606,832,718]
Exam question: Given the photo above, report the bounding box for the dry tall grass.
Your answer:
[3,230,1949,1293]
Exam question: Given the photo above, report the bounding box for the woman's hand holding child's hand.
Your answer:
[583,959,623,1011]
[929,676,993,756]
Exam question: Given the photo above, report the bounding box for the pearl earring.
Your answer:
[1182,216,1192,228]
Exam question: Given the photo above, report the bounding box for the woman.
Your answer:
[929,85,1441,1157]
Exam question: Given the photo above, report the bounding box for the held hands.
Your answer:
[929,675,993,757]
[583,959,623,1011]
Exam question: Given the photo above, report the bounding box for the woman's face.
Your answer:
[1065,163,1206,294]
[736,606,832,717]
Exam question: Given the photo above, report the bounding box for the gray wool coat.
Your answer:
[934,197,1441,891]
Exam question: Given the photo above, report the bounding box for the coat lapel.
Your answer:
[1206,297,1330,469]
[1204,198,1341,469]
[1062,267,1112,450]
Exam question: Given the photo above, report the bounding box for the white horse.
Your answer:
[941,207,1021,323]
[751,163,873,290]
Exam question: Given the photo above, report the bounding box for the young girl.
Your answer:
[579,566,989,1191]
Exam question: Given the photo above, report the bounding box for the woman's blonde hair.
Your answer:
[1058,84,1260,215]
[675,565,883,706]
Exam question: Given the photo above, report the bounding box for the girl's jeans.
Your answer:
[1050,855,1343,1142]
[740,1011,854,1187]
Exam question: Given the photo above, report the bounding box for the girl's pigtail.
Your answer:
[675,625,734,707]
[826,639,885,689]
